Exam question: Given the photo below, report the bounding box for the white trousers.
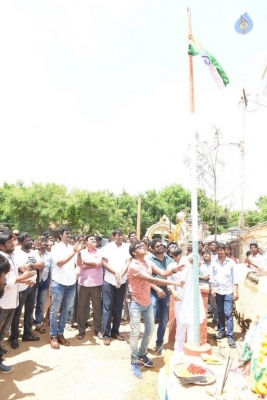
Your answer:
[174,302,194,352]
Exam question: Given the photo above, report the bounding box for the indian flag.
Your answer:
[188,41,229,90]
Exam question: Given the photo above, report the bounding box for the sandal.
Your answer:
[77,333,84,340]
[35,324,46,334]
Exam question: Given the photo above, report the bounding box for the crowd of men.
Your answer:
[0,226,264,379]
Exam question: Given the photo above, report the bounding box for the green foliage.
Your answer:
[1,181,263,238]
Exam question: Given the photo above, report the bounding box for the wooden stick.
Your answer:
[220,356,233,395]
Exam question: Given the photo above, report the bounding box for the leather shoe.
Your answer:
[50,337,60,350]
[57,334,70,347]
[22,333,40,342]
[111,333,125,341]
[11,339,19,349]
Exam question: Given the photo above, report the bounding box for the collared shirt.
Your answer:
[14,249,40,292]
[199,261,211,284]
[209,256,238,295]
[128,259,154,306]
[0,251,19,309]
[79,248,103,287]
[35,250,54,282]
[248,252,264,272]
[149,253,173,295]
[102,242,130,286]
[51,242,76,286]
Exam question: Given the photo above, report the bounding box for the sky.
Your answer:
[0,0,267,213]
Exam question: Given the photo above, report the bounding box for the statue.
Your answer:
[174,211,190,248]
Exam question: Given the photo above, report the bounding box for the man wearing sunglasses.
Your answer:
[149,238,173,355]
[128,241,185,378]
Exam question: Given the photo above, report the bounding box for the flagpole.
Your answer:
[137,196,141,240]
[187,7,200,346]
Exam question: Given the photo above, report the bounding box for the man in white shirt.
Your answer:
[34,236,54,333]
[247,243,264,274]
[0,230,35,373]
[50,226,84,349]
[10,233,44,350]
[210,243,239,348]
[101,229,131,345]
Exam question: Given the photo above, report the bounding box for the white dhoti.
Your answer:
[171,259,205,352]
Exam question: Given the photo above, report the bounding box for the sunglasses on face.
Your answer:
[135,245,144,250]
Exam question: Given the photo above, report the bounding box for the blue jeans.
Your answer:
[35,278,50,325]
[215,293,234,338]
[150,291,170,347]
[102,281,126,337]
[11,285,36,339]
[50,281,76,337]
[68,281,78,324]
[129,300,154,361]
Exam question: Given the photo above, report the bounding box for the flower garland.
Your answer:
[173,221,183,243]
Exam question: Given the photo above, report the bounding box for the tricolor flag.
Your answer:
[188,39,229,90]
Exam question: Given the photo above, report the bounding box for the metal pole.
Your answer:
[239,87,246,260]
[137,196,141,240]
[187,7,200,346]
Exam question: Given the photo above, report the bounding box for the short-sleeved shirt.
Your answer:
[0,251,19,309]
[199,262,211,284]
[51,242,76,286]
[128,259,154,306]
[79,248,103,287]
[14,248,41,291]
[248,253,264,272]
[102,242,130,286]
[149,254,173,295]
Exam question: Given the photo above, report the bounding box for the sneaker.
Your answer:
[155,346,165,356]
[138,355,154,368]
[0,363,14,374]
[228,338,237,348]
[35,324,46,334]
[215,332,226,340]
[131,361,142,379]
[65,323,74,331]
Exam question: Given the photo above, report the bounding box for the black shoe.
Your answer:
[11,339,19,349]
[215,332,226,340]
[1,348,8,355]
[22,333,40,342]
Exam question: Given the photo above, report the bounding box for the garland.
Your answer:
[173,221,183,242]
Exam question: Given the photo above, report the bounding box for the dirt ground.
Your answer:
[0,315,244,400]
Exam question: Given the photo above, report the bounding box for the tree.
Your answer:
[0,182,69,235]
[184,127,225,238]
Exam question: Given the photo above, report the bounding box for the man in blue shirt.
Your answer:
[149,239,173,354]
[209,243,239,348]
